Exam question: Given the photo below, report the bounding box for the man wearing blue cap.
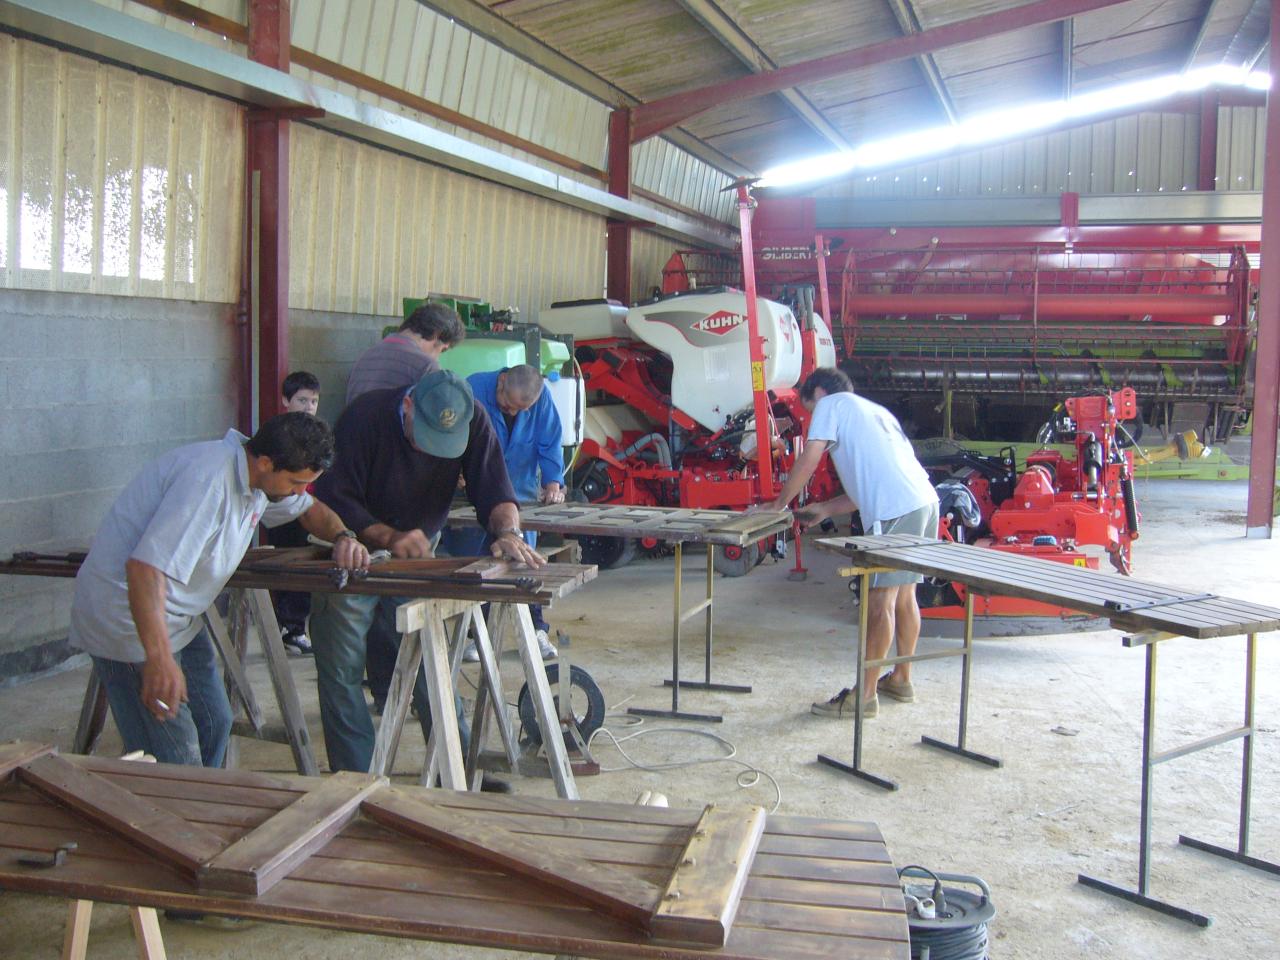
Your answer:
[309,369,543,777]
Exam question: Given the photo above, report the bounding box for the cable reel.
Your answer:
[899,865,996,960]
[516,663,606,751]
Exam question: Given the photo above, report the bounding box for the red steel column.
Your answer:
[249,0,291,423]
[605,108,632,305]
[1247,1,1280,537]
[735,182,774,499]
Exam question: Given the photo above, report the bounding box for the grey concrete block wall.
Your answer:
[288,308,389,424]
[0,289,238,682]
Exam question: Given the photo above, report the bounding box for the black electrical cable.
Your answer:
[907,922,988,960]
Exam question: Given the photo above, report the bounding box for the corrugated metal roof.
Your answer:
[468,0,1271,177]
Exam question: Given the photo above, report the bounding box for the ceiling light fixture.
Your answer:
[758,70,1272,189]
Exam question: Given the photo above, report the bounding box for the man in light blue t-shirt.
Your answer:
[71,414,370,768]
[767,367,939,721]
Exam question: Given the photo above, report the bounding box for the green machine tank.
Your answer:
[402,296,572,377]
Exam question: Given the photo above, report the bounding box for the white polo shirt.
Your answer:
[807,392,937,528]
[70,430,313,662]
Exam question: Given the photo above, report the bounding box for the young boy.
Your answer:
[283,370,321,416]
[269,371,324,653]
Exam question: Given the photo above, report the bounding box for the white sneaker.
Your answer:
[535,629,557,660]
[461,641,480,663]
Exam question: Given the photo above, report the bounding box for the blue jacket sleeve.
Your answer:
[533,392,565,488]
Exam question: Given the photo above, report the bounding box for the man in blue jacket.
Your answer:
[442,364,564,659]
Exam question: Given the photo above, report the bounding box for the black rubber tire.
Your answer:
[713,543,762,577]
[517,664,606,750]
[573,534,637,569]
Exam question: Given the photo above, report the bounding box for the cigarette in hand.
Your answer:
[153,699,170,712]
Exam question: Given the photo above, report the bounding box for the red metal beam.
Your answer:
[1246,0,1280,536]
[606,107,633,304]
[631,0,1134,142]
[249,0,291,425]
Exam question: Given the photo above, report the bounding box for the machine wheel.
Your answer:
[517,664,606,750]
[714,543,762,577]
[573,534,637,570]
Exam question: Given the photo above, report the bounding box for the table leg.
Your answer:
[370,616,423,777]
[72,674,107,756]
[1078,640,1211,926]
[61,900,92,960]
[463,604,520,789]
[422,609,474,787]
[819,571,897,790]
[505,603,578,799]
[421,611,467,789]
[246,589,318,775]
[663,542,751,695]
[1178,633,1280,877]
[629,542,723,723]
[920,590,1002,768]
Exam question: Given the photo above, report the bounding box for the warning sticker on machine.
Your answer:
[691,310,747,336]
[751,361,766,391]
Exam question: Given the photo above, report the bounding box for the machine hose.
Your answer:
[622,432,673,468]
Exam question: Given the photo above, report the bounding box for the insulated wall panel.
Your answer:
[0,37,242,302]
[289,125,605,322]
[1218,106,1266,191]
[813,111,1203,199]
[630,228,682,304]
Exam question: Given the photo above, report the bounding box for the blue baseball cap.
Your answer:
[410,370,474,458]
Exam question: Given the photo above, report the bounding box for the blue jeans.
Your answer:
[91,628,232,767]
[310,590,470,773]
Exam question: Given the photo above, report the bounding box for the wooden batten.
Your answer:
[17,754,226,878]
[0,741,56,782]
[650,803,767,946]
[199,772,386,895]
[361,787,662,928]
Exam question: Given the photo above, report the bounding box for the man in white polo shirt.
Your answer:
[70,413,370,767]
[766,367,939,720]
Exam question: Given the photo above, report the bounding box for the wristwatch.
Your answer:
[334,529,358,541]
[494,527,523,538]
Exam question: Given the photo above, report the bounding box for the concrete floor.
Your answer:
[1,478,1277,960]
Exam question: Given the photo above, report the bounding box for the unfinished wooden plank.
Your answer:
[199,771,386,895]
[650,804,767,946]
[706,511,790,535]
[0,741,56,782]
[17,754,226,878]
[361,787,663,929]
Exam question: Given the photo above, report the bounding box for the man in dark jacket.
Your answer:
[310,370,542,775]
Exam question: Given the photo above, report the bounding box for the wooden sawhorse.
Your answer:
[370,597,578,799]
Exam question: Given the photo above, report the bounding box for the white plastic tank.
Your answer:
[537,299,630,341]
[545,372,585,446]
[812,313,839,369]
[626,290,803,432]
